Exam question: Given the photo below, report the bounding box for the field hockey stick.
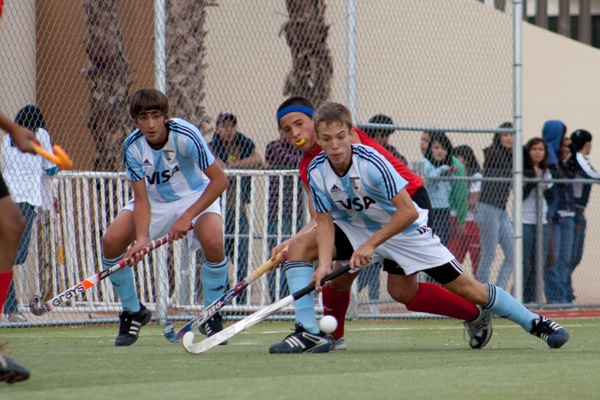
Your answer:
[30,141,73,170]
[182,264,351,355]
[29,226,192,316]
[164,224,317,343]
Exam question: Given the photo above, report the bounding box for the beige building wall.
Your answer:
[0,0,36,118]
[1,1,599,302]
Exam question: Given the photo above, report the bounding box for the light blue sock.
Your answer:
[105,254,140,313]
[202,257,228,306]
[285,261,319,334]
[483,283,539,332]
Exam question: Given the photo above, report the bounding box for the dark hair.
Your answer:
[364,114,395,138]
[129,88,169,120]
[216,111,237,126]
[569,129,592,153]
[452,145,480,176]
[425,131,453,167]
[276,97,315,115]
[491,121,513,146]
[524,137,549,171]
[15,105,45,132]
[313,102,353,135]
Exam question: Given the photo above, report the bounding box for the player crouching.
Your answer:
[101,89,230,346]
[302,102,568,350]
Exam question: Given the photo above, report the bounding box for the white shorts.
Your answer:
[122,192,221,252]
[334,220,456,276]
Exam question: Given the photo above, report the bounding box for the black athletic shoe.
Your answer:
[530,316,570,349]
[0,355,30,384]
[199,312,227,345]
[269,323,332,354]
[115,304,152,346]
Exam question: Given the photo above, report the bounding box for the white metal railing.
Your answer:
[8,170,310,326]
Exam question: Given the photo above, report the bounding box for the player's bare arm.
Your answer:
[170,162,228,241]
[125,179,152,263]
[311,210,336,292]
[350,188,419,270]
[227,151,266,169]
[0,111,39,154]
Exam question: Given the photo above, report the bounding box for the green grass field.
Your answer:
[2,318,599,399]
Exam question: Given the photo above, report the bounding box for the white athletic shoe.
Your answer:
[463,305,493,349]
[327,335,348,351]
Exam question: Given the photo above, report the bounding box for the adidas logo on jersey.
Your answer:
[330,185,342,193]
[143,159,152,165]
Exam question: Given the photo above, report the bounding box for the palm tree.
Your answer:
[281,0,333,108]
[81,0,134,172]
[165,0,212,135]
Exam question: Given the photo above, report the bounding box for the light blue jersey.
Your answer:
[124,118,215,202]
[308,144,427,234]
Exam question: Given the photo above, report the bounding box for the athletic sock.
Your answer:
[322,286,350,339]
[406,282,479,321]
[483,283,538,332]
[202,257,228,305]
[105,254,140,313]
[0,270,13,312]
[285,261,319,334]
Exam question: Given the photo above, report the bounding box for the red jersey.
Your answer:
[299,128,423,195]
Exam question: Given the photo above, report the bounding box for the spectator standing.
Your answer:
[448,145,482,277]
[566,129,599,303]
[474,122,514,289]
[264,130,304,300]
[209,112,266,303]
[522,138,552,303]
[415,131,467,245]
[543,120,575,304]
[1,106,56,322]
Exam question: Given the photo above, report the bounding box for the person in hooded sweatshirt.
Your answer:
[542,120,575,304]
[565,129,599,304]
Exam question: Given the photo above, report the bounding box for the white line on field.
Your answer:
[0,323,593,339]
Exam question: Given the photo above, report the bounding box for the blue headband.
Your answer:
[277,105,314,127]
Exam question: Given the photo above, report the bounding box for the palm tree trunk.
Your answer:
[166,0,211,135]
[81,0,133,172]
[281,0,333,108]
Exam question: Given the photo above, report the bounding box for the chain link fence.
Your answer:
[2,1,595,329]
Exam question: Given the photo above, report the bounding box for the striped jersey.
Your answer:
[299,128,423,195]
[123,118,215,202]
[308,144,427,234]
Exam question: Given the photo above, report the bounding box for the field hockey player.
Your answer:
[268,97,492,354]
[100,89,230,346]
[307,102,569,350]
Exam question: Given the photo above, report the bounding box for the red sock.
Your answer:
[406,282,479,321]
[0,270,13,312]
[322,286,350,339]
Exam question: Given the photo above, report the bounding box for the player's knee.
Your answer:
[387,285,414,305]
[386,275,418,305]
[443,275,488,305]
[202,236,224,252]
[286,234,316,262]
[101,232,123,256]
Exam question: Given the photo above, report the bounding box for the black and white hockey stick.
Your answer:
[164,224,317,343]
[182,264,351,354]
[29,227,192,316]
[164,248,286,342]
